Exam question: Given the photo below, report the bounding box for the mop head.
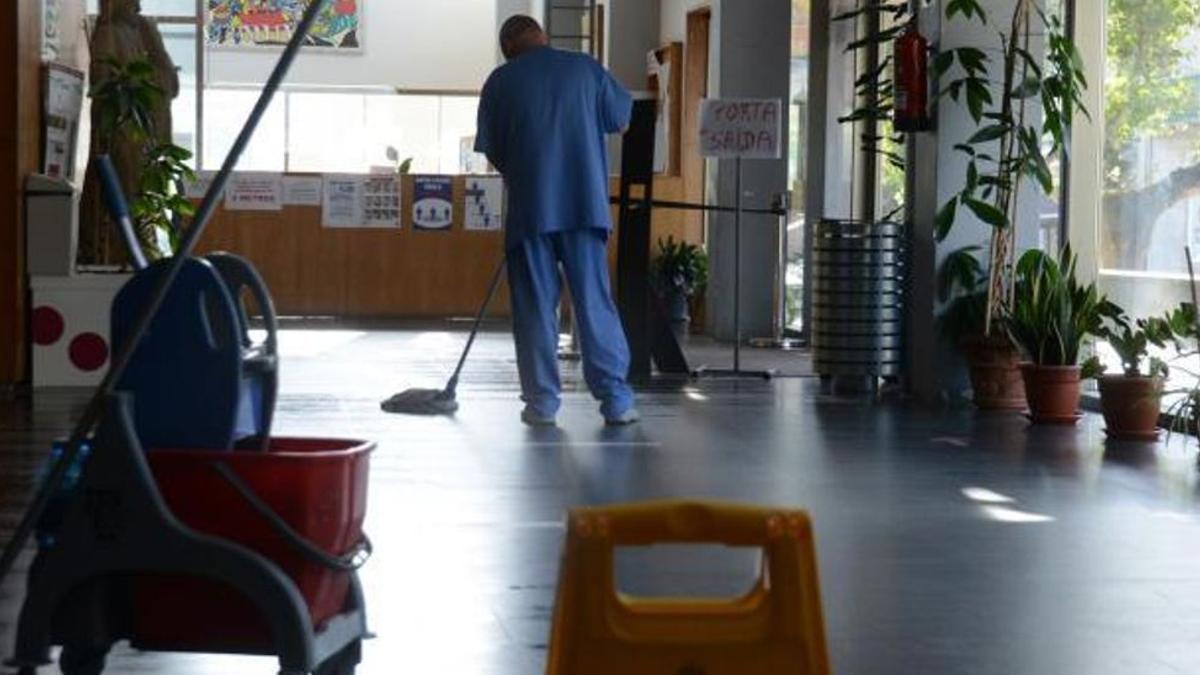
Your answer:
[380,388,459,416]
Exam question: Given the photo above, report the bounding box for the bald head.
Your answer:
[499,15,548,60]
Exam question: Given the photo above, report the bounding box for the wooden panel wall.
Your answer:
[0,0,42,387]
[195,173,694,319]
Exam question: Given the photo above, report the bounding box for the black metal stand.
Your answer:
[616,99,691,382]
[694,157,774,380]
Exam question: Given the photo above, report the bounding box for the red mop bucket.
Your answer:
[133,438,373,652]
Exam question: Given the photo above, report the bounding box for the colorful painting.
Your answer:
[207,0,362,50]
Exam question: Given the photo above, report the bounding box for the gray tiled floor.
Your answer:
[4,326,1200,674]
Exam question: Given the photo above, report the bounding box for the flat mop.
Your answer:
[380,257,507,415]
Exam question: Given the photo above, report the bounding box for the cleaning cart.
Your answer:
[2,3,373,673]
[8,395,373,675]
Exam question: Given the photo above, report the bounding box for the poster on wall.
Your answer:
[225,173,284,211]
[43,64,84,181]
[362,174,401,228]
[282,175,324,206]
[463,176,503,232]
[322,174,362,228]
[412,176,454,231]
[206,0,362,50]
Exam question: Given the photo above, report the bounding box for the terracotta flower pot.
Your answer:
[1021,364,1081,424]
[962,335,1026,411]
[1097,375,1164,441]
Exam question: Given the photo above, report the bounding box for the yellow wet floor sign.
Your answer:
[546,501,830,675]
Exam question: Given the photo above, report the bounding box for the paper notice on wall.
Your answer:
[413,176,454,231]
[282,176,323,206]
[463,176,503,231]
[362,175,401,228]
[322,174,362,228]
[698,99,783,159]
[225,172,283,211]
[43,64,84,181]
[183,171,216,199]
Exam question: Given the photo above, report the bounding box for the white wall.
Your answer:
[606,0,661,90]
[207,0,499,90]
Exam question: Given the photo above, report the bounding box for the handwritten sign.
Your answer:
[698,98,783,159]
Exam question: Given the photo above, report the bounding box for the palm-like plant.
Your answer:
[1006,247,1110,368]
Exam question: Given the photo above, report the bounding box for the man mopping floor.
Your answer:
[477,15,639,427]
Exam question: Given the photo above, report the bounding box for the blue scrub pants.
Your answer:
[507,228,635,419]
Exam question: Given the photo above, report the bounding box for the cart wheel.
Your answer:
[313,641,360,675]
[59,645,108,675]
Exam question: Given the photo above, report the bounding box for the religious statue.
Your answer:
[79,0,179,265]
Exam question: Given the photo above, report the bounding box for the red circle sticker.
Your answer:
[31,306,65,346]
[69,333,109,372]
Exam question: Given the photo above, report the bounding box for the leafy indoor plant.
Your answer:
[1006,247,1109,423]
[939,246,1026,408]
[89,56,196,260]
[933,0,1089,409]
[1093,309,1172,439]
[651,236,708,338]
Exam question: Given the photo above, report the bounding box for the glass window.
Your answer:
[365,95,440,173]
[438,96,485,174]
[1099,1,1200,319]
[786,0,810,332]
[158,22,198,158]
[203,88,286,171]
[288,92,370,173]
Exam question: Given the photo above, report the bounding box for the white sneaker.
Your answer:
[605,408,641,426]
[521,408,557,427]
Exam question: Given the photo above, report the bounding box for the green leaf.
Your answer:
[968,124,1008,144]
[1012,76,1041,99]
[933,50,955,78]
[964,199,1007,229]
[934,198,958,242]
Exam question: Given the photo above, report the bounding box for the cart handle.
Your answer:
[213,462,373,572]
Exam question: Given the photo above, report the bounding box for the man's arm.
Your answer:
[599,68,633,135]
[474,77,506,173]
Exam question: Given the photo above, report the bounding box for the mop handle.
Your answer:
[444,257,507,395]
[0,0,330,587]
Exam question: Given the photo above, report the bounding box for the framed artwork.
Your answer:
[207,0,362,50]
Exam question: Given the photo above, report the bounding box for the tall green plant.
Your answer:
[934,0,1089,337]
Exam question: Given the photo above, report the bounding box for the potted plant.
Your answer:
[932,0,1089,408]
[1094,309,1171,439]
[88,56,196,260]
[939,246,1026,409]
[1006,247,1108,423]
[651,236,708,340]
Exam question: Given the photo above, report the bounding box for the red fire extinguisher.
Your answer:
[893,21,931,132]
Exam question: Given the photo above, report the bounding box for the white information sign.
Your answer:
[225,172,283,211]
[698,98,783,159]
[282,176,324,206]
[322,174,362,228]
[464,176,504,231]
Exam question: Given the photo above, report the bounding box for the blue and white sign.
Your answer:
[413,176,454,231]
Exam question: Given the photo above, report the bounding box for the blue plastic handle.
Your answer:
[96,155,131,221]
[96,155,148,270]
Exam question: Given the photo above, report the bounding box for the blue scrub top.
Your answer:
[475,46,633,249]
